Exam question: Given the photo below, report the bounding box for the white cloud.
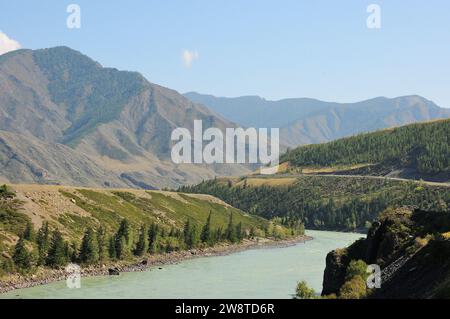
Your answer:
[0,31,21,55]
[182,49,199,68]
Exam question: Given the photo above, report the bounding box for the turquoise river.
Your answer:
[1,230,363,299]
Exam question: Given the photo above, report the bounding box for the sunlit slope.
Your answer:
[280,119,450,182]
[0,185,269,252]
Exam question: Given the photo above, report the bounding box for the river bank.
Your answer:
[0,235,312,295]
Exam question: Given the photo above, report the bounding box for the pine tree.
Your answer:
[183,219,192,248]
[108,236,116,259]
[235,222,243,242]
[148,222,159,254]
[200,212,212,244]
[190,224,199,248]
[117,219,130,244]
[12,235,32,271]
[134,224,148,256]
[46,230,68,268]
[183,219,199,249]
[215,227,223,242]
[115,219,131,259]
[115,235,128,260]
[96,226,107,262]
[226,212,237,243]
[79,227,99,265]
[23,221,35,241]
[70,241,79,263]
[36,221,50,265]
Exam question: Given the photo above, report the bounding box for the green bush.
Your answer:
[339,275,367,299]
[345,259,369,281]
[295,281,316,299]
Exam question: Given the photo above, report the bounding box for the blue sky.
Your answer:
[1,0,450,107]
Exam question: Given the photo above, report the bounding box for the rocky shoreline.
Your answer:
[0,235,312,295]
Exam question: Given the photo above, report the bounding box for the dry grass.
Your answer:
[299,163,373,174]
[236,177,297,187]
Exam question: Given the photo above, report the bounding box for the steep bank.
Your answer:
[321,207,450,298]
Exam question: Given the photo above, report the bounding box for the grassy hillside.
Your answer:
[0,184,297,278]
[180,175,450,231]
[280,119,450,182]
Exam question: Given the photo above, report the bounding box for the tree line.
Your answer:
[9,211,252,274]
[281,119,450,175]
[180,177,449,231]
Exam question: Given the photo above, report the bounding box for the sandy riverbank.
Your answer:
[0,235,312,295]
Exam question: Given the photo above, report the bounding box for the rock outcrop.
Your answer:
[321,207,450,298]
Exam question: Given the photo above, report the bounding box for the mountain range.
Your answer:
[0,47,248,189]
[1,46,449,189]
[184,92,450,147]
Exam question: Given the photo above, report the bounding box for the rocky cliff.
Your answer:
[322,207,450,298]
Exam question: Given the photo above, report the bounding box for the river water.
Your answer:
[1,230,363,299]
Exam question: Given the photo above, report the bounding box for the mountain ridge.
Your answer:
[0,47,250,189]
[184,92,450,147]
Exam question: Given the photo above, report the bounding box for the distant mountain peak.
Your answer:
[184,92,450,147]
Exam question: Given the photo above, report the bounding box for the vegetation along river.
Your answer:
[1,230,363,299]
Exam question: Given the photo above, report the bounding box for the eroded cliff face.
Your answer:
[321,238,367,296]
[370,239,450,299]
[321,207,450,298]
[322,249,350,296]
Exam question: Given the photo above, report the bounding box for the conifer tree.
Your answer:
[23,221,35,241]
[108,236,116,259]
[148,222,159,254]
[134,224,148,256]
[96,226,107,262]
[200,212,212,244]
[183,219,192,248]
[117,219,130,243]
[12,235,31,271]
[183,219,199,249]
[115,235,128,260]
[46,230,68,268]
[36,221,50,265]
[226,212,237,243]
[79,227,99,265]
[235,222,243,242]
[70,241,79,263]
[115,219,131,259]
[190,224,199,248]
[148,223,159,254]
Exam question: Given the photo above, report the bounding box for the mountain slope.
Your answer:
[0,130,127,188]
[179,175,450,231]
[184,92,450,147]
[0,184,290,285]
[281,119,450,182]
[0,47,249,188]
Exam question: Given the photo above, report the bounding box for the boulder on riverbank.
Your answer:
[108,268,120,276]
